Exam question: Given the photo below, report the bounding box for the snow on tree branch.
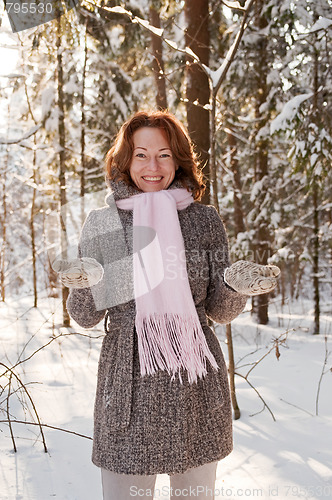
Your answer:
[222,1,247,11]
[309,17,332,33]
[206,0,257,94]
[93,0,257,95]
[270,93,314,134]
[99,4,201,65]
[0,124,42,145]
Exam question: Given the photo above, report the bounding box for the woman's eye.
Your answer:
[135,153,146,158]
[160,154,171,158]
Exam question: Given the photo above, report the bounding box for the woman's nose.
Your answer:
[148,156,159,170]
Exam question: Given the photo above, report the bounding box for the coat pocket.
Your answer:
[202,367,226,411]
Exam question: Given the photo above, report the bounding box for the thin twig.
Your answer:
[245,331,289,378]
[0,363,48,452]
[235,371,276,421]
[233,331,290,421]
[1,331,103,379]
[316,334,331,416]
[279,398,315,417]
[6,373,17,452]
[0,305,35,329]
[0,419,92,441]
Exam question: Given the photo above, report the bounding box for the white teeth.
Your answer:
[143,176,163,181]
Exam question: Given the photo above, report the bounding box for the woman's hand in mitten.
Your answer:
[52,257,104,289]
[224,260,281,296]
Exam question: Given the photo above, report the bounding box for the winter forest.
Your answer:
[0,1,332,499]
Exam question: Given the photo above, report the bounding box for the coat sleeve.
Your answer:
[66,210,107,329]
[204,206,247,324]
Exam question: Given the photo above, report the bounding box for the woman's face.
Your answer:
[129,127,177,192]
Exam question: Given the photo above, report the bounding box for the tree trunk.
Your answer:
[184,0,210,205]
[312,34,320,335]
[227,130,246,234]
[226,323,241,419]
[0,102,9,302]
[56,14,70,326]
[312,177,320,334]
[80,19,88,225]
[149,4,167,110]
[30,151,37,308]
[209,92,220,210]
[252,0,270,325]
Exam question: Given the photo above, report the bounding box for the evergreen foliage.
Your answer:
[0,0,331,327]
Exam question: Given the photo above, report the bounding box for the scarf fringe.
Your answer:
[135,313,219,385]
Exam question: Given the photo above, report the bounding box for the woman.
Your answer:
[55,110,280,499]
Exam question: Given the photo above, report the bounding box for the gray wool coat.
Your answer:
[66,177,247,476]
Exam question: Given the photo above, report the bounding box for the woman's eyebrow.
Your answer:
[134,147,171,151]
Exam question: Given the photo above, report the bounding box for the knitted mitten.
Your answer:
[224,260,280,296]
[52,257,104,289]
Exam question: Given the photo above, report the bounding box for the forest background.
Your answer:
[0,2,331,495]
[0,0,332,500]
[1,0,331,330]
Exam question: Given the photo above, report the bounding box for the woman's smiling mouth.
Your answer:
[142,176,164,182]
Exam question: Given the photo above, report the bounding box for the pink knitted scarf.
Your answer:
[116,188,218,384]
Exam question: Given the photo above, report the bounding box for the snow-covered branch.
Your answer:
[204,0,257,94]
[222,1,247,12]
[85,0,257,94]
[97,4,203,68]
[0,124,42,145]
[270,93,314,134]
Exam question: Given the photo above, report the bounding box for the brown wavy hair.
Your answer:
[104,110,206,201]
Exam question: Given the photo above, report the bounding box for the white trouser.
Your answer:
[101,460,218,500]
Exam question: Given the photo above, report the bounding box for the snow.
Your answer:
[1,294,331,499]
[184,46,199,62]
[41,86,56,119]
[311,153,319,167]
[270,93,314,134]
[202,62,225,88]
[133,17,164,38]
[0,124,41,145]
[274,247,294,261]
[106,5,164,37]
[165,39,179,51]
[309,18,332,33]
[107,6,128,16]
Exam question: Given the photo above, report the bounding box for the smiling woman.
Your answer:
[55,109,280,500]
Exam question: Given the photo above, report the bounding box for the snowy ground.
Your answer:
[0,293,331,500]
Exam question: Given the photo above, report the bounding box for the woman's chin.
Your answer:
[138,180,170,192]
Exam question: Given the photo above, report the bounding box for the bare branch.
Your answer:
[234,371,276,421]
[233,330,291,421]
[245,331,289,379]
[280,398,315,417]
[0,362,47,452]
[0,124,42,145]
[0,418,92,441]
[6,373,17,452]
[1,330,103,379]
[316,334,331,415]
